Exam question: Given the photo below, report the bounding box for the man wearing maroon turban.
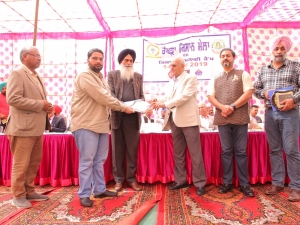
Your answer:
[0,81,9,131]
[254,35,300,202]
[108,49,144,192]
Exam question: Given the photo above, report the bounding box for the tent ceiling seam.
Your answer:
[136,0,142,30]
[208,0,222,30]
[3,1,44,33]
[0,24,11,33]
[45,0,76,32]
[242,0,279,27]
[87,0,110,35]
[173,0,180,34]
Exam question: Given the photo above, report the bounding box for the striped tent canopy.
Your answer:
[0,0,299,39]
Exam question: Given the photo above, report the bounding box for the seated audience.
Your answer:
[143,108,154,123]
[249,105,262,129]
[0,82,9,131]
[198,103,217,131]
[156,108,166,125]
[48,108,66,133]
[207,106,214,116]
[53,105,68,127]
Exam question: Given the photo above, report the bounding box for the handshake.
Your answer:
[148,98,166,111]
[123,98,166,114]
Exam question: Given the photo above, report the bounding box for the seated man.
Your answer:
[48,108,66,133]
[156,108,166,125]
[249,105,262,129]
[53,105,68,127]
[207,106,214,116]
[198,103,217,131]
[143,108,154,123]
[0,82,9,131]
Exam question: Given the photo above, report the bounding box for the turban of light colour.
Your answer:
[0,82,7,91]
[118,49,136,64]
[269,35,293,53]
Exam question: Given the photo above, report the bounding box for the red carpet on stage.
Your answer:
[0,183,161,225]
[2,183,300,224]
[157,183,300,225]
[0,185,56,224]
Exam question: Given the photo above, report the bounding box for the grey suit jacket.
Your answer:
[107,70,144,129]
[50,115,66,133]
[255,116,262,123]
[5,65,47,136]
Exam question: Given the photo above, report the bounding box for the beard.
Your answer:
[120,64,134,81]
[222,60,231,67]
[272,53,287,63]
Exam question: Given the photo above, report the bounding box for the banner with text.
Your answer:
[143,34,231,82]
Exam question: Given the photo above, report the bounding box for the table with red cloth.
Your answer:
[0,132,288,187]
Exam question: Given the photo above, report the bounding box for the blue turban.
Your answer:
[0,82,6,91]
[118,49,136,64]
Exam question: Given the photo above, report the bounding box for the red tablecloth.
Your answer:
[0,132,288,187]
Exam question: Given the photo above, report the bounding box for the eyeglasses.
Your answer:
[169,64,178,68]
[27,53,42,58]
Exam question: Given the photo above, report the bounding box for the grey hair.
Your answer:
[19,46,38,62]
[173,56,185,66]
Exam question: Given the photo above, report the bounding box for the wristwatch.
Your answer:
[230,103,236,110]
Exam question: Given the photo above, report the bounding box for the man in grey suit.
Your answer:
[5,46,53,208]
[48,108,66,133]
[152,56,206,196]
[108,49,144,192]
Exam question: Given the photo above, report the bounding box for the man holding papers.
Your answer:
[108,49,144,192]
[71,48,134,207]
[254,35,300,202]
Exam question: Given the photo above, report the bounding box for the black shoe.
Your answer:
[196,187,205,196]
[94,190,118,198]
[80,197,93,207]
[218,184,233,193]
[168,182,189,190]
[240,186,254,197]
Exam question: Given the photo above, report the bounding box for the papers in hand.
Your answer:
[123,99,151,113]
[268,86,294,111]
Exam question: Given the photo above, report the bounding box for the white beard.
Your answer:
[120,64,134,81]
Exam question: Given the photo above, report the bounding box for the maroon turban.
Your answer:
[118,49,136,64]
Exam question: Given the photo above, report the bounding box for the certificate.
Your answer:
[123,99,151,113]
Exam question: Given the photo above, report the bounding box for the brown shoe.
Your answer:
[288,189,300,202]
[129,182,142,191]
[264,185,284,195]
[115,183,123,192]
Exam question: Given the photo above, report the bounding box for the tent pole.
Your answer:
[33,0,40,46]
[108,37,111,71]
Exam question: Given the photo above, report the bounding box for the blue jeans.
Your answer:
[73,129,108,198]
[218,124,249,186]
[265,108,300,190]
